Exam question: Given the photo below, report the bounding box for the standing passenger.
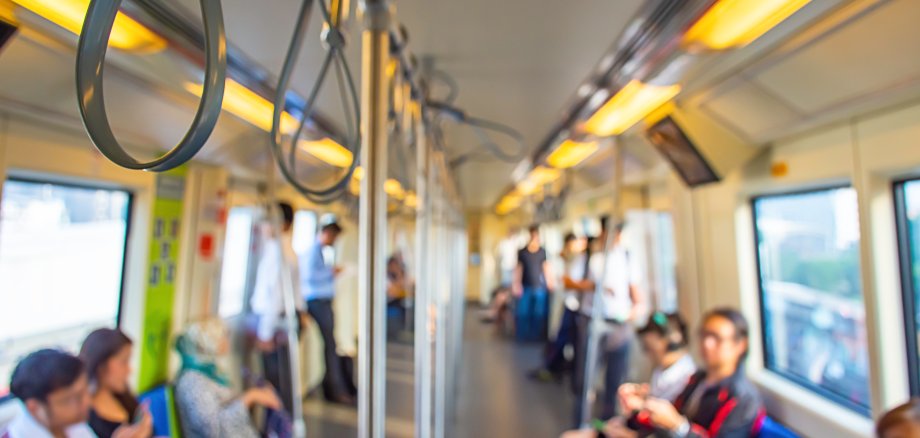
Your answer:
[530,233,584,381]
[572,222,643,424]
[301,216,354,405]
[250,201,304,414]
[5,349,97,438]
[512,225,556,342]
[79,329,153,438]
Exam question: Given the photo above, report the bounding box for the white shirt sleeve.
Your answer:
[252,240,282,342]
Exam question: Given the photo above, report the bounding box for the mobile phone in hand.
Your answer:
[134,401,149,424]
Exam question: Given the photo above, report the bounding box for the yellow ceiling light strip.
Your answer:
[404,192,418,208]
[495,193,523,216]
[584,80,681,137]
[385,179,406,200]
[298,137,353,168]
[185,79,299,135]
[10,0,166,52]
[1,1,18,24]
[517,166,561,195]
[547,139,599,169]
[684,0,812,50]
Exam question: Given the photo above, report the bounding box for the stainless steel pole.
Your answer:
[414,112,433,437]
[358,1,390,437]
[579,141,625,427]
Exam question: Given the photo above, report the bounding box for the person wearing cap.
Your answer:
[300,216,353,405]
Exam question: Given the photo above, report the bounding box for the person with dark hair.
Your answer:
[512,224,556,342]
[530,233,585,381]
[302,214,354,405]
[627,308,764,438]
[79,329,153,438]
[5,349,95,438]
[250,201,305,414]
[560,312,695,438]
[877,398,920,438]
[631,312,695,403]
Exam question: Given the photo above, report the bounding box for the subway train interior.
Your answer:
[1,0,920,437]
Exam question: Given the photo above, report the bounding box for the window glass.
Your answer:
[292,210,317,257]
[897,179,920,393]
[0,178,131,397]
[219,207,256,317]
[753,187,870,413]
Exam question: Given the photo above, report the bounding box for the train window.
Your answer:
[0,178,131,398]
[752,187,871,414]
[292,210,318,256]
[218,207,257,317]
[895,178,920,395]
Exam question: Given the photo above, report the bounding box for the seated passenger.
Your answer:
[174,319,282,438]
[5,349,95,438]
[622,312,696,405]
[79,328,153,438]
[877,398,920,438]
[626,308,764,438]
[559,312,695,438]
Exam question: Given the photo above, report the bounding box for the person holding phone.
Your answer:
[79,329,153,438]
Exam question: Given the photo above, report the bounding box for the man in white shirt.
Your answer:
[571,221,644,426]
[249,202,304,415]
[4,349,97,438]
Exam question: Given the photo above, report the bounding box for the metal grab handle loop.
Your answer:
[76,0,227,172]
[271,0,361,205]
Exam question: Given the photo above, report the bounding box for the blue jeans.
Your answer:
[515,286,548,342]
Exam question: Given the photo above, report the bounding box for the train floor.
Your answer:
[302,305,574,437]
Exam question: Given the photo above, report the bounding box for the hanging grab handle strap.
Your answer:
[76,0,227,172]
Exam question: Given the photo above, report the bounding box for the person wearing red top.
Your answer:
[607,308,765,438]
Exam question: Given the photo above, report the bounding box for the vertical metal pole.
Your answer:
[358,2,389,437]
[448,222,467,425]
[433,182,447,438]
[579,142,625,427]
[414,115,432,437]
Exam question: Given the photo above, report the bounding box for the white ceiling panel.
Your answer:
[752,0,920,114]
[700,79,804,143]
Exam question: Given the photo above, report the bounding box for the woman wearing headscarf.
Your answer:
[173,319,282,438]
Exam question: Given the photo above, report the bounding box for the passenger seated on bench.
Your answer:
[560,312,696,438]
[627,308,763,438]
[80,328,153,438]
[5,349,96,438]
[877,398,920,438]
[174,318,282,438]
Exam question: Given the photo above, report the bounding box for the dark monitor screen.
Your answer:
[0,21,17,53]
[645,116,719,187]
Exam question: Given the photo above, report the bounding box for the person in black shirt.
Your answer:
[80,329,153,438]
[512,225,556,342]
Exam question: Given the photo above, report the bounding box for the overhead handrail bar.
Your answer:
[76,0,227,172]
